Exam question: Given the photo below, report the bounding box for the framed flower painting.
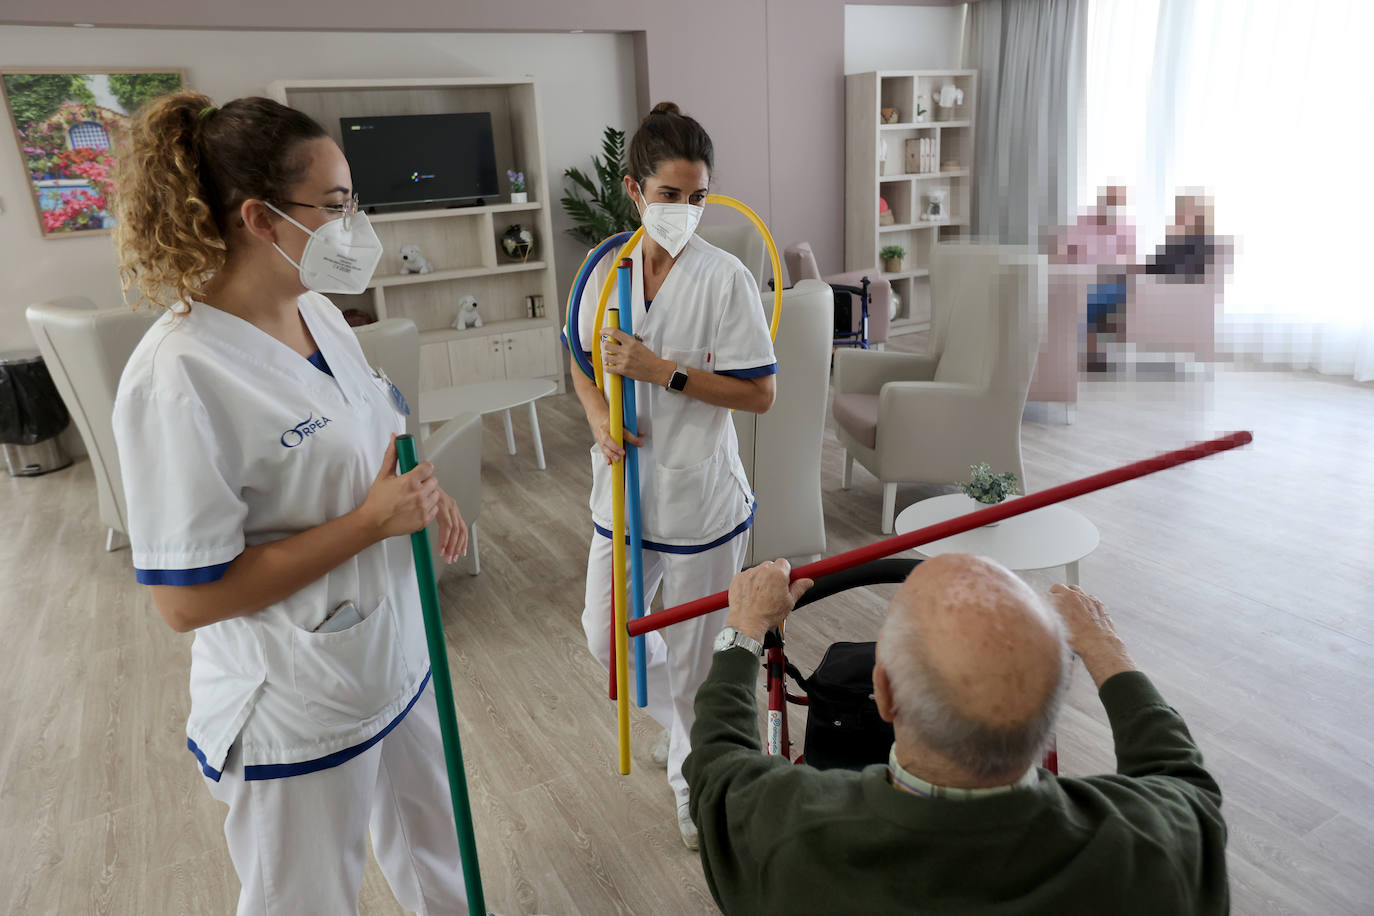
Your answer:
[1,68,186,239]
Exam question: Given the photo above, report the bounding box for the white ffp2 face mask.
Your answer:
[265,203,383,295]
[637,197,704,259]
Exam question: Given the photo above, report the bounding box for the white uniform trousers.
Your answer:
[204,682,469,916]
[581,531,750,807]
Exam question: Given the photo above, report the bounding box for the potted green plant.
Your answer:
[879,244,906,273]
[959,463,1020,526]
[507,169,527,204]
[561,126,637,246]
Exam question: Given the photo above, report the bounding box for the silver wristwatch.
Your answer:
[713,626,764,657]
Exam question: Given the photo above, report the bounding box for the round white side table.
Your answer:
[419,378,557,469]
[893,494,1100,585]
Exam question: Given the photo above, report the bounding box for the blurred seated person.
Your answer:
[1046,184,1136,266]
[1086,192,1219,371]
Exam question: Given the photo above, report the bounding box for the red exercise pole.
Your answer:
[628,431,1253,638]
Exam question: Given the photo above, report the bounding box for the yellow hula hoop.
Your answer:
[591,195,783,391]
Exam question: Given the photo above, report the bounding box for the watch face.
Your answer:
[713,627,736,652]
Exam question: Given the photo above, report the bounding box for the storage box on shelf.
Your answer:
[847,69,977,333]
[267,77,564,393]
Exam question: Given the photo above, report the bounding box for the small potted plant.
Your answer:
[880,244,906,273]
[959,463,1019,526]
[508,169,527,204]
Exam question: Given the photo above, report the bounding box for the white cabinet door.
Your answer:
[447,336,505,385]
[418,342,452,391]
[502,327,560,379]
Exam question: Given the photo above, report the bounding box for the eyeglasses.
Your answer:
[274,193,361,230]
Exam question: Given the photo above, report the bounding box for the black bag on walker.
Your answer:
[790,641,894,771]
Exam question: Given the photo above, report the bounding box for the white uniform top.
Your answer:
[570,234,777,549]
[113,293,430,781]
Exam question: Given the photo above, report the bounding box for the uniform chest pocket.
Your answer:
[660,345,708,372]
[290,595,414,727]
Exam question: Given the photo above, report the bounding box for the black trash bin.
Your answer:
[0,349,73,476]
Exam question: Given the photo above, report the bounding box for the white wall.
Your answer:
[0,26,640,350]
[844,4,966,73]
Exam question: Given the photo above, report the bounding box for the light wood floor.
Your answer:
[2,352,1372,915]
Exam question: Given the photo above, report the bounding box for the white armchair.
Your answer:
[26,299,158,551]
[354,319,483,575]
[732,279,833,565]
[831,244,1046,532]
[698,223,768,290]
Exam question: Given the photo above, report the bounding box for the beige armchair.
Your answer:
[26,300,158,551]
[732,279,833,565]
[355,318,483,576]
[698,223,768,289]
[831,243,1047,532]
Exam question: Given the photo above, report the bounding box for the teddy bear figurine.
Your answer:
[399,243,434,275]
[452,294,483,330]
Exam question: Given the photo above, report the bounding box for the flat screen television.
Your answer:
[340,112,499,209]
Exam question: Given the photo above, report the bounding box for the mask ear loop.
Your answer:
[261,200,315,272]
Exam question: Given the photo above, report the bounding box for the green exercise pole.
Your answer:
[395,434,487,915]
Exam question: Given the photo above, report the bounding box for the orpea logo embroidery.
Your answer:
[280,413,333,448]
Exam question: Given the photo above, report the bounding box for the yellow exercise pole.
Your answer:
[591,195,782,392]
[592,229,643,389]
[605,305,632,775]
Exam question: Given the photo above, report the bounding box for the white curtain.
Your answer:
[1083,0,1374,381]
[962,0,1088,245]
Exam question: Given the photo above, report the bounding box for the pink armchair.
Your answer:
[784,242,891,348]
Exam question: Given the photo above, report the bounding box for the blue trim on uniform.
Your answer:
[188,736,223,781]
[240,669,433,781]
[136,560,233,586]
[716,362,778,380]
[306,349,334,377]
[644,297,653,312]
[593,502,756,554]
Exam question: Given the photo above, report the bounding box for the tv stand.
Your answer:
[267,76,563,395]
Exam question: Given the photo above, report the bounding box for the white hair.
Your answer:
[876,594,1071,782]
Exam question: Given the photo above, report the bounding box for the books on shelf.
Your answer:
[904,137,937,174]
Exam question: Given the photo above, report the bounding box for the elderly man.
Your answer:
[683,554,1228,915]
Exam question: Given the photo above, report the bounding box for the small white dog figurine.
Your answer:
[452,295,483,330]
[399,243,434,275]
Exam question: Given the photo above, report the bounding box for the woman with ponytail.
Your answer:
[567,102,777,849]
[111,92,472,914]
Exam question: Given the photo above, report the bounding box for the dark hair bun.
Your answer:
[649,101,682,118]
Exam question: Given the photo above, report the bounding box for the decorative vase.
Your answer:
[883,257,902,273]
[510,191,528,204]
[501,224,535,261]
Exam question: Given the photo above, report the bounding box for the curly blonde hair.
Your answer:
[113,91,326,311]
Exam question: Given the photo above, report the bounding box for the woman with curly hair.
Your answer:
[111,91,472,914]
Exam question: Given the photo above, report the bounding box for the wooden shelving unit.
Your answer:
[267,76,564,393]
[846,70,977,333]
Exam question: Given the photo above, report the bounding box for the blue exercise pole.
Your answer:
[617,258,649,709]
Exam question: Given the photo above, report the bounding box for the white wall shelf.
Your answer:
[369,261,547,289]
[847,69,977,333]
[267,76,564,393]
